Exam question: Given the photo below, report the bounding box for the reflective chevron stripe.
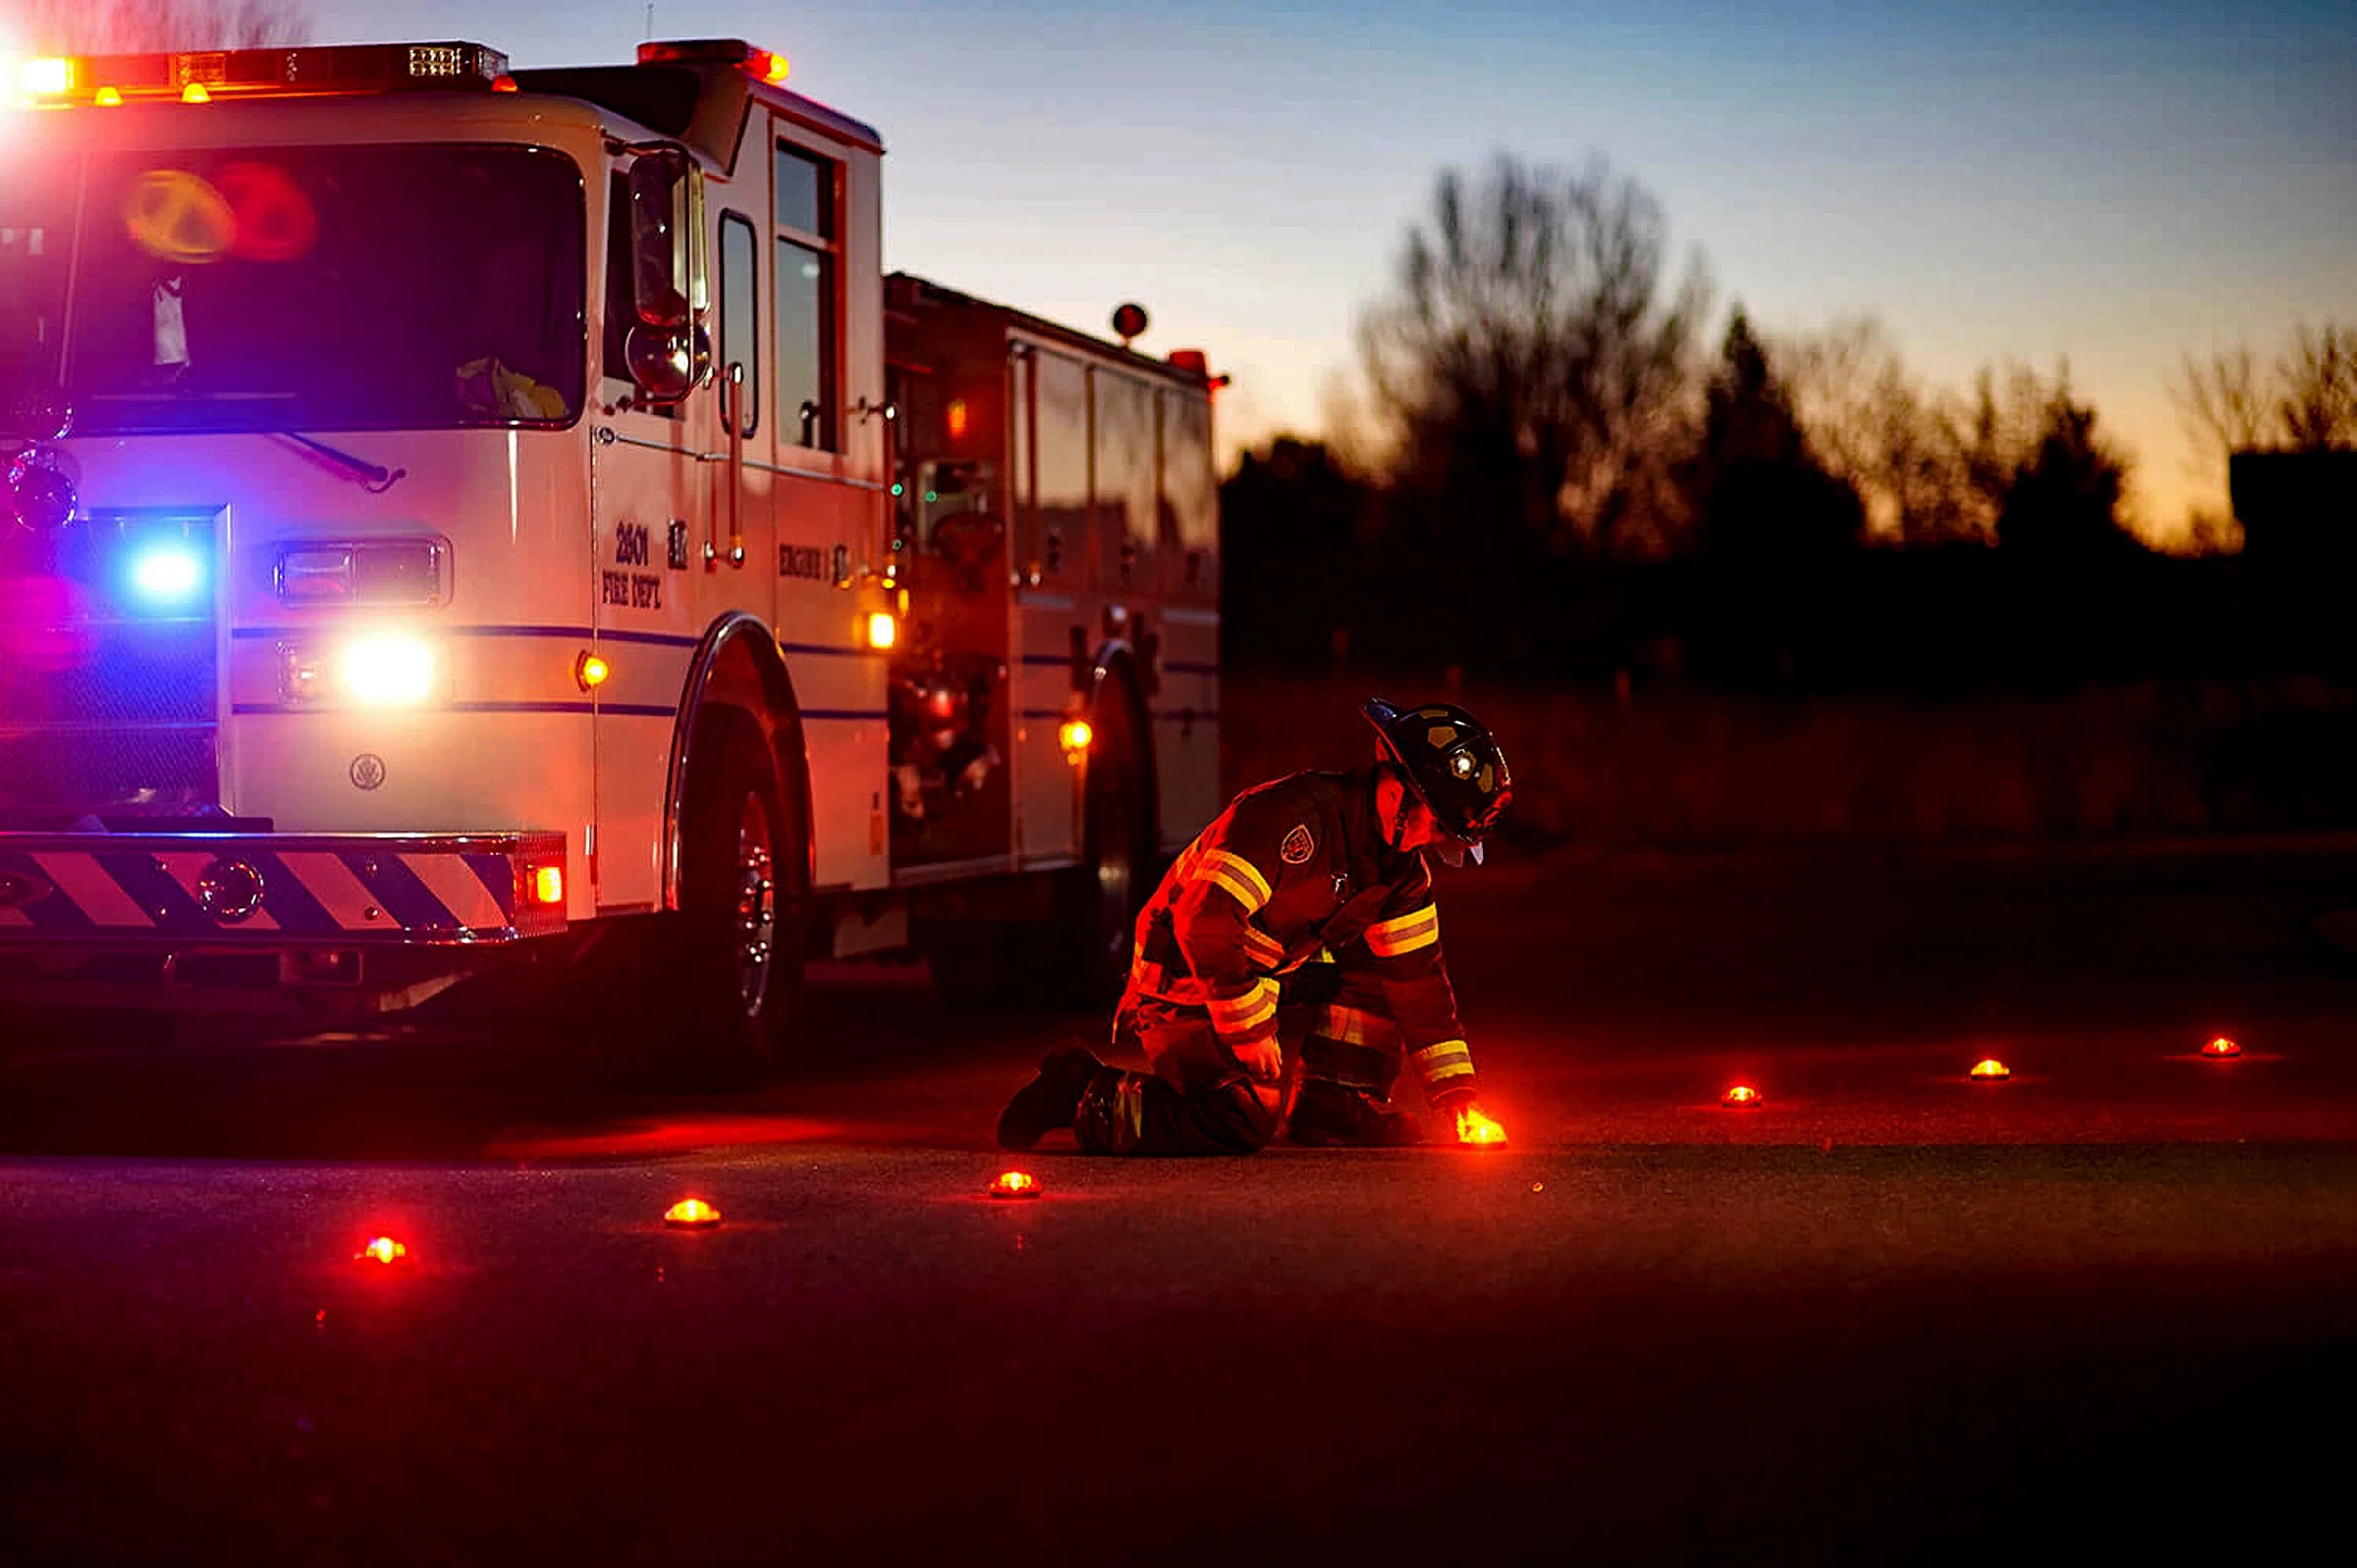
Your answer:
[0,833,564,944]
[1364,904,1440,957]
[1197,849,1273,914]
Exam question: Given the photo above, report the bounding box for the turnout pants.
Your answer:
[1071,970,1407,1157]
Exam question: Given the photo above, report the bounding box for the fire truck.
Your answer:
[0,38,1222,1084]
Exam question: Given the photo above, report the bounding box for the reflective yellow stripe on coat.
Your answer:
[1364,903,1440,957]
[1197,849,1274,915]
[1309,1003,1392,1047]
[1206,977,1281,1040]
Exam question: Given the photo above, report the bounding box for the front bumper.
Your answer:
[0,831,569,947]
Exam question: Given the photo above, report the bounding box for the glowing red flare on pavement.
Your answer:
[663,1199,722,1228]
[1969,1057,2011,1081]
[1722,1084,1762,1108]
[1454,1107,1508,1146]
[989,1170,1041,1200]
[2203,1036,2242,1058]
[356,1236,407,1266]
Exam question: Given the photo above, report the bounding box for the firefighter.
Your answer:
[996,697,1511,1155]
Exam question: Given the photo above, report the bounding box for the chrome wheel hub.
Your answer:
[734,794,776,1015]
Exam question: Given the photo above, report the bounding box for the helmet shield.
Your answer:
[1362,697,1512,849]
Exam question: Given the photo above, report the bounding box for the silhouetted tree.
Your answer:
[1782,316,1983,546]
[14,0,309,51]
[2174,321,2357,460]
[1356,153,1708,561]
[2277,323,2357,451]
[1687,308,1863,565]
[1986,373,2136,559]
[1220,438,1380,672]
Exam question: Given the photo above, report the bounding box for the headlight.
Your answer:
[339,634,435,705]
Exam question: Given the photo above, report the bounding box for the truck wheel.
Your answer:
[1059,680,1154,1004]
[634,707,808,1089]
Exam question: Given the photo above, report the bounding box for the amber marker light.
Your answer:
[181,81,210,103]
[864,611,898,651]
[663,1199,722,1229]
[989,1170,1041,1200]
[531,865,565,906]
[1969,1057,2011,1081]
[1058,718,1093,761]
[2203,1036,2243,1059]
[356,1236,408,1266]
[94,86,123,106]
[575,652,611,691]
[1721,1084,1762,1108]
[1454,1106,1508,1147]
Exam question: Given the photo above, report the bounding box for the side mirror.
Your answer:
[627,147,690,330]
[624,322,711,410]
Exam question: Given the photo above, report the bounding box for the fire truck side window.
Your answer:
[1092,371,1156,589]
[718,212,758,438]
[1160,387,1217,588]
[774,139,839,453]
[1032,351,1088,580]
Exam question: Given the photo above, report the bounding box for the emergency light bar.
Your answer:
[636,38,792,87]
[13,41,510,107]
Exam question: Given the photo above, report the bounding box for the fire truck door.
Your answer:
[587,152,730,912]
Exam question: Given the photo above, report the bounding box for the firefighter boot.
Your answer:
[1285,1078,1425,1147]
[997,1047,1105,1151]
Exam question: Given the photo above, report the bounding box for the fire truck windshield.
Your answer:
[9,142,587,436]
[0,152,72,415]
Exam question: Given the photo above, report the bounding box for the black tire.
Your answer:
[1057,677,1155,1004]
[604,707,808,1090]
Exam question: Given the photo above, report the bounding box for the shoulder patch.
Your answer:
[1280,823,1316,865]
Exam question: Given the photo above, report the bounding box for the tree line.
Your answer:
[1228,153,2355,689]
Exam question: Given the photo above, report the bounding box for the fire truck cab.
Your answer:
[0,39,1221,1083]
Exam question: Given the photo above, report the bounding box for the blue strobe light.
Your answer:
[130,545,204,605]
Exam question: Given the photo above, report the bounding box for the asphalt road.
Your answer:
[6,838,2357,1564]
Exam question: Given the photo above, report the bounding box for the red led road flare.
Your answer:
[1969,1057,2010,1081]
[989,1170,1041,1200]
[356,1235,408,1265]
[1454,1106,1508,1146]
[2203,1036,2242,1059]
[663,1199,722,1228]
[1721,1084,1762,1108]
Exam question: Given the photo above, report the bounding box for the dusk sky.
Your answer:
[16,1,2355,543]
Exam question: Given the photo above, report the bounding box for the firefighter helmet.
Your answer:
[1362,697,1512,857]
